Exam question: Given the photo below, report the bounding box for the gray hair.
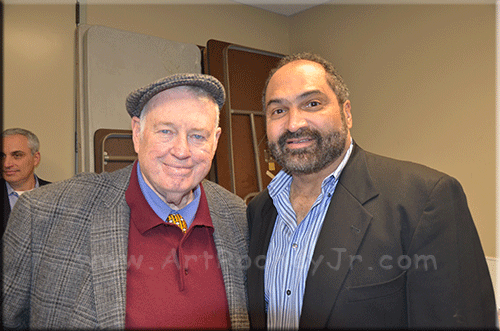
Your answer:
[2,128,40,155]
[139,85,220,135]
[262,52,350,108]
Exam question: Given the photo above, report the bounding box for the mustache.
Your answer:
[277,128,322,149]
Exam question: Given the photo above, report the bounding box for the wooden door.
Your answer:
[205,40,284,202]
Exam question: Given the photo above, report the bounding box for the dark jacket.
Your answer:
[2,176,51,237]
[247,144,496,329]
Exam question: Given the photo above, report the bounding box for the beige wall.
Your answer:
[4,4,496,256]
[4,5,76,181]
[290,4,496,257]
[84,4,290,54]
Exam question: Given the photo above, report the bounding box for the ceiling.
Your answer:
[232,0,332,16]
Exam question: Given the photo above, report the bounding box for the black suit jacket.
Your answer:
[2,177,50,237]
[247,144,497,329]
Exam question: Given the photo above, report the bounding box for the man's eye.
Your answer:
[307,101,320,107]
[160,130,171,134]
[191,134,206,140]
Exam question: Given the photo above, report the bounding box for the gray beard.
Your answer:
[268,123,348,175]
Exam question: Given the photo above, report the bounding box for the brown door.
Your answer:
[205,40,284,202]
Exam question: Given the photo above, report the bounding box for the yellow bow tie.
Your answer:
[166,213,187,233]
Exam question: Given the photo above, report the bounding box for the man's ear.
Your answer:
[342,100,353,129]
[33,151,41,167]
[214,127,221,145]
[212,127,222,154]
[131,117,141,154]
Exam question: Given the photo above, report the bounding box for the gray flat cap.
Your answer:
[126,73,226,118]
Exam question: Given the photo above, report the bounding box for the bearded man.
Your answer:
[246,52,496,329]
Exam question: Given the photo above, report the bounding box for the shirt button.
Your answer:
[184,268,188,275]
[286,290,291,295]
[292,243,298,249]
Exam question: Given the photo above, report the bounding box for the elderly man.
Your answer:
[247,53,496,329]
[1,128,50,236]
[3,74,249,329]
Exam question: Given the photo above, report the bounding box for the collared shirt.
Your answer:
[265,140,353,330]
[137,163,200,229]
[6,175,40,210]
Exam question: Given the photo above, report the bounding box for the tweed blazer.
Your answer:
[2,165,250,329]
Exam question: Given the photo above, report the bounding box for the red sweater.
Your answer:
[125,166,230,329]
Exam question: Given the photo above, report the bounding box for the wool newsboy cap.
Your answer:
[126,73,226,118]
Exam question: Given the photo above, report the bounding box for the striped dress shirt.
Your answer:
[265,141,353,330]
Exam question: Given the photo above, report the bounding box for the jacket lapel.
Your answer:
[256,194,278,261]
[203,181,250,329]
[248,192,278,329]
[300,145,379,328]
[2,179,11,233]
[90,168,132,329]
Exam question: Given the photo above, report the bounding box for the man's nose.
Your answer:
[286,108,308,133]
[171,135,191,159]
[3,155,13,168]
